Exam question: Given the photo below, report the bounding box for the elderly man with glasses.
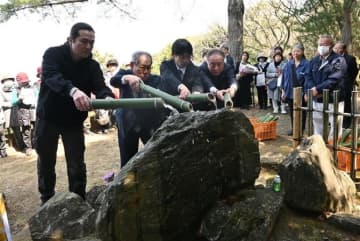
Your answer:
[110,51,167,167]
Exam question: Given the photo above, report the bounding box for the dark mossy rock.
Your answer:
[280,135,356,213]
[29,192,96,241]
[199,188,284,241]
[96,109,261,241]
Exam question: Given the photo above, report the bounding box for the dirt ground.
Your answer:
[0,108,359,240]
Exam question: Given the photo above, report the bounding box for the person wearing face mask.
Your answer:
[305,35,347,139]
[254,53,269,109]
[14,72,37,156]
[0,75,17,158]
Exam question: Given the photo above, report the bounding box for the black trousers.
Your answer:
[116,113,152,167]
[34,119,86,203]
[256,86,267,109]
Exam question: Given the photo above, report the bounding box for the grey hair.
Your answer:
[131,51,152,65]
[206,48,225,58]
[319,34,334,45]
[293,43,304,51]
[335,41,347,49]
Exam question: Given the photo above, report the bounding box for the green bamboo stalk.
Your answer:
[139,82,193,112]
[90,98,166,109]
[223,92,233,109]
[185,93,215,103]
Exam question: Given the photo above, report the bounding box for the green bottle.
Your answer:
[273,175,281,192]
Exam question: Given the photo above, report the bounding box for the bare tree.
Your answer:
[0,0,136,22]
[242,0,293,58]
[227,0,244,63]
[276,0,360,53]
[342,0,357,50]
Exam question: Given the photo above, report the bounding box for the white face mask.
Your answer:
[2,81,14,90]
[317,45,330,56]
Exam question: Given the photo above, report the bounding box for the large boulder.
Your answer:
[96,109,261,241]
[279,135,357,213]
[199,188,284,241]
[29,192,96,241]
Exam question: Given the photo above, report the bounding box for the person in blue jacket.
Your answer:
[280,43,310,135]
[305,35,347,139]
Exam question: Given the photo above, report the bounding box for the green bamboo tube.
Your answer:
[139,82,193,112]
[90,98,166,109]
[223,92,233,109]
[185,93,215,103]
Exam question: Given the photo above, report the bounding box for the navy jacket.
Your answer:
[160,59,212,95]
[110,69,166,133]
[38,43,113,126]
[281,58,310,99]
[306,51,347,102]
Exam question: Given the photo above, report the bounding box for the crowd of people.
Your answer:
[0,71,40,157]
[2,22,358,205]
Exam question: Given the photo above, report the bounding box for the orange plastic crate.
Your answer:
[328,139,360,173]
[249,118,277,141]
[336,147,360,173]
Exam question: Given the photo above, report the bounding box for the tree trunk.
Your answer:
[341,0,355,51]
[228,0,244,64]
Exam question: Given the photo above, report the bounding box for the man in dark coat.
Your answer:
[220,44,235,70]
[35,22,114,205]
[160,38,221,110]
[305,35,347,139]
[200,48,238,107]
[333,41,359,129]
[111,51,167,167]
[160,38,215,99]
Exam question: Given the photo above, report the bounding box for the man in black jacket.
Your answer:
[334,41,359,129]
[35,22,114,204]
[160,38,216,98]
[111,51,166,167]
[200,48,238,107]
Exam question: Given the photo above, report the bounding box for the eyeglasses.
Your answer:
[136,64,152,71]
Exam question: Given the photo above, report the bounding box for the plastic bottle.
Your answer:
[273,175,281,192]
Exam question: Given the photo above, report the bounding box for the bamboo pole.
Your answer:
[322,89,329,143]
[332,90,339,165]
[90,98,166,110]
[307,89,313,136]
[223,92,233,109]
[139,82,193,112]
[351,91,359,179]
[293,87,302,147]
[185,93,215,103]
